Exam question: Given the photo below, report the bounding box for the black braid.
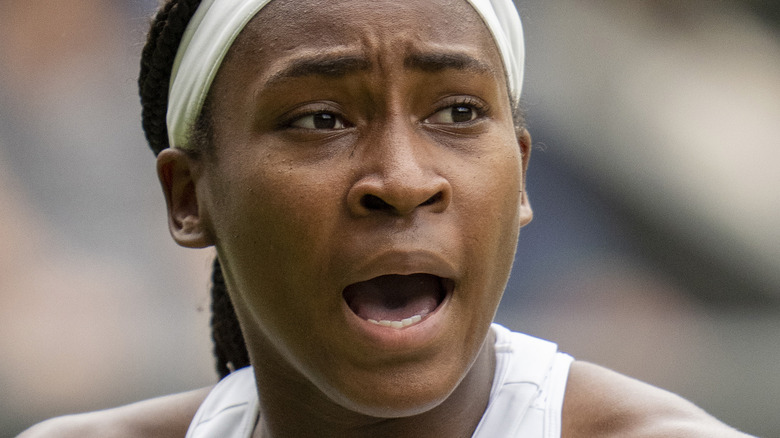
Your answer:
[139,0,250,378]
[139,0,201,155]
[210,257,250,378]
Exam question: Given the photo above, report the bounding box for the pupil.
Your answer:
[451,106,473,123]
[313,113,336,129]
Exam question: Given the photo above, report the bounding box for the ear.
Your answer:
[517,128,533,227]
[156,148,214,248]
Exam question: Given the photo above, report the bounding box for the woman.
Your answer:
[20,0,754,436]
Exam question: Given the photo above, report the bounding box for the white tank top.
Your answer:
[185,324,573,438]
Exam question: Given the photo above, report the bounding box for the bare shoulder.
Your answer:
[16,386,212,438]
[562,361,756,438]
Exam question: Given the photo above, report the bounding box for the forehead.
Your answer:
[220,0,505,82]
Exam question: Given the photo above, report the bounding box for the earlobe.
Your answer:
[156,149,214,248]
[517,128,533,227]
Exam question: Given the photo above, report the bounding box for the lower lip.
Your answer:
[341,292,451,352]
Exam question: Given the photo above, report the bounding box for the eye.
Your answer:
[290,112,348,130]
[424,101,486,125]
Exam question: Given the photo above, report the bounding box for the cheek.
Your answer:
[461,149,523,238]
[205,161,351,368]
[455,146,524,297]
[205,158,346,294]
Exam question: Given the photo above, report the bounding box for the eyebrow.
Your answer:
[403,51,495,76]
[263,50,495,89]
[264,55,371,88]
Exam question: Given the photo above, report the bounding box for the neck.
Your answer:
[250,332,496,438]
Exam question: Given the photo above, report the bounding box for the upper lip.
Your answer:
[342,249,458,288]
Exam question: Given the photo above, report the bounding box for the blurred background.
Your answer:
[0,0,777,436]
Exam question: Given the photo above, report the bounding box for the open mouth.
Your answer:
[343,274,452,329]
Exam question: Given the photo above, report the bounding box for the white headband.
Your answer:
[167,0,525,149]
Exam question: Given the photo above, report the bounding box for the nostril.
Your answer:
[420,192,443,207]
[361,194,393,211]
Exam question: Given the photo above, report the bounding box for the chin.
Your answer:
[322,359,467,419]
[336,386,452,419]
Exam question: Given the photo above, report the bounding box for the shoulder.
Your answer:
[561,361,755,438]
[16,386,212,438]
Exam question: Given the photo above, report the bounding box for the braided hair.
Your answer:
[138,0,249,379]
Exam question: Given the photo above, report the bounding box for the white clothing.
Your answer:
[185,324,573,438]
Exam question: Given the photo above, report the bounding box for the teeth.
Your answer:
[367,314,424,329]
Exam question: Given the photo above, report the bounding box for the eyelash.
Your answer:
[279,96,489,131]
[426,97,490,124]
[280,106,351,131]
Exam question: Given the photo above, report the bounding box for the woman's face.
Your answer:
[190,0,531,417]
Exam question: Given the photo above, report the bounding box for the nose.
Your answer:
[347,125,452,217]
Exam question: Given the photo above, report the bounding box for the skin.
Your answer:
[17,0,757,437]
[163,0,528,435]
[16,387,211,438]
[18,364,753,438]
